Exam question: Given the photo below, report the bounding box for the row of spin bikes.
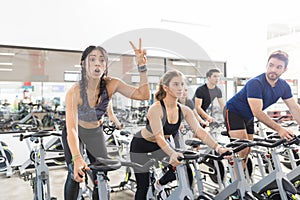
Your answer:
[1,119,300,200]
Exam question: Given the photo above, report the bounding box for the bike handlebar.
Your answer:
[177,150,232,162]
[228,138,287,153]
[284,134,300,146]
[199,151,232,162]
[19,130,62,141]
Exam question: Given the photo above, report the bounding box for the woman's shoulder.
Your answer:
[105,76,120,95]
[69,82,80,91]
[179,103,193,113]
[148,101,162,112]
[105,76,120,83]
[66,83,80,98]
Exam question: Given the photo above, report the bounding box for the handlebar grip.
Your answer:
[177,156,183,162]
[270,138,286,147]
[226,141,246,148]
[78,168,87,178]
[233,143,249,153]
[220,151,232,159]
[286,135,300,146]
[51,132,62,137]
[19,134,24,141]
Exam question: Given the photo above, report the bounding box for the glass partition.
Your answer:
[0,45,226,120]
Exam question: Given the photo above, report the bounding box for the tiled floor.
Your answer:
[0,166,135,200]
[1,125,299,200]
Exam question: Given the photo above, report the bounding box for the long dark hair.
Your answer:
[79,46,109,104]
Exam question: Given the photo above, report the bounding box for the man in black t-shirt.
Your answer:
[194,68,224,124]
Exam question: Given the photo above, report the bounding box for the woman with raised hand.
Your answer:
[62,39,150,200]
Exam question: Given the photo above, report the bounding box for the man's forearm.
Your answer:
[255,111,282,132]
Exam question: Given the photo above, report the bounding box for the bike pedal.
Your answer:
[20,172,33,181]
[294,180,300,194]
[119,181,126,187]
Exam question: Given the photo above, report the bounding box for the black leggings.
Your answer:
[62,125,107,200]
[130,131,193,200]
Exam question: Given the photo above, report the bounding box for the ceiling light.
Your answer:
[148,68,164,71]
[0,53,15,56]
[185,75,197,78]
[74,64,81,68]
[125,72,139,75]
[108,57,121,62]
[65,70,80,73]
[0,62,13,66]
[0,68,13,72]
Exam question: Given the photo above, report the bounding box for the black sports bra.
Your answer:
[145,100,183,135]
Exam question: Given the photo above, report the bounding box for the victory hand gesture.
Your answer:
[129,38,147,66]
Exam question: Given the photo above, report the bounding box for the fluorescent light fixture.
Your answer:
[0,62,13,66]
[148,68,164,72]
[125,72,139,75]
[74,64,81,68]
[185,75,197,78]
[0,68,13,72]
[0,53,15,56]
[108,57,121,62]
[64,71,81,81]
[172,61,196,67]
[126,68,164,75]
[65,70,81,73]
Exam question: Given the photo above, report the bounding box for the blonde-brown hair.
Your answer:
[155,70,184,101]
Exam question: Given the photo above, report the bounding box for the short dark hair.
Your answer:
[206,68,221,78]
[268,50,289,68]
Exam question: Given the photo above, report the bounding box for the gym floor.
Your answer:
[1,125,299,200]
[2,146,300,200]
[0,166,135,200]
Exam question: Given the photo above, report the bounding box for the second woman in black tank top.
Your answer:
[130,70,232,200]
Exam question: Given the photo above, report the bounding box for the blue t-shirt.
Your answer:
[226,73,292,120]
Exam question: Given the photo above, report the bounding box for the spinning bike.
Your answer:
[18,130,61,200]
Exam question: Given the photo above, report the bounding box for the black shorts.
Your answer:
[224,108,254,134]
[130,131,168,167]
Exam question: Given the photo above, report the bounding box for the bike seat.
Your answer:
[89,157,121,172]
[221,131,229,136]
[185,138,203,148]
[120,131,130,137]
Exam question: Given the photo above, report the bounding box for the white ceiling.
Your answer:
[1,0,300,79]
